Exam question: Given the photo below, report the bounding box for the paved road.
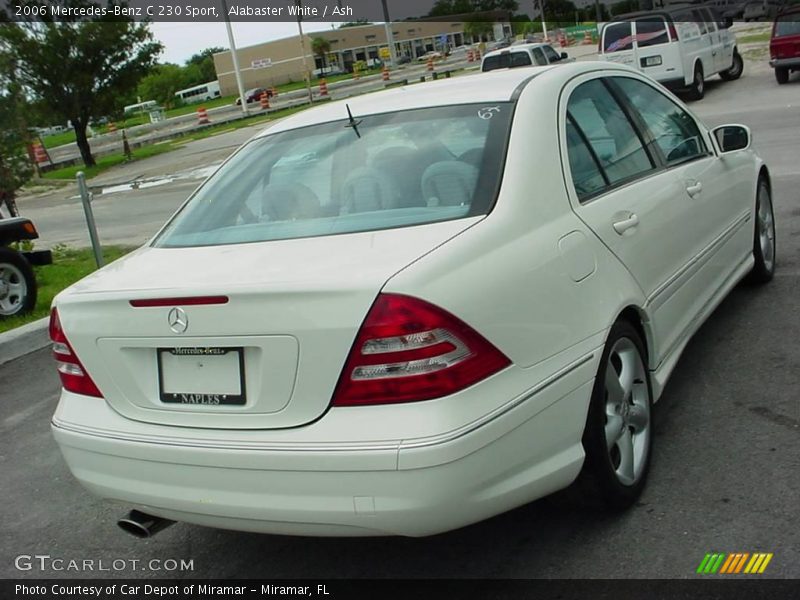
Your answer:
[2,61,798,580]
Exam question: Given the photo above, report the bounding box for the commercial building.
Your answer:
[213,15,512,95]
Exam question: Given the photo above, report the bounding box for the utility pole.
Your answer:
[220,0,248,115]
[296,0,314,104]
[381,0,398,68]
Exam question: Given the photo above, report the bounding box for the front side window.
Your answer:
[542,45,561,63]
[567,79,654,188]
[155,104,512,248]
[612,77,708,165]
[531,47,547,65]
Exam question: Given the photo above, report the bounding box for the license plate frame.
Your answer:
[157,347,246,406]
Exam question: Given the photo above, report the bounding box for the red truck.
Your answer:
[770,7,800,84]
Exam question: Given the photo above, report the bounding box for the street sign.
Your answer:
[379,47,390,60]
[251,58,273,69]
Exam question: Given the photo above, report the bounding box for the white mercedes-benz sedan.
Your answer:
[50,62,775,538]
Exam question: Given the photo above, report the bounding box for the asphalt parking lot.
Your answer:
[1,61,799,580]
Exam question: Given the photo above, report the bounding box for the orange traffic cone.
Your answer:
[260,92,270,110]
[319,78,329,96]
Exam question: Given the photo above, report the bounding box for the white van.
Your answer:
[599,6,743,100]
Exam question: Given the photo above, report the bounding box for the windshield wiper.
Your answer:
[345,104,362,138]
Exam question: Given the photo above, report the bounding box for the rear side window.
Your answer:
[482,51,532,71]
[154,104,513,248]
[635,19,669,48]
[567,80,654,191]
[565,119,607,201]
[603,22,633,52]
[775,13,800,37]
[612,78,708,165]
[531,47,547,65]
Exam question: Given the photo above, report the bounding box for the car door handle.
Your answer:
[686,181,703,197]
[612,213,639,235]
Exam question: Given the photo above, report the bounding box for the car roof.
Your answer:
[255,62,634,138]
[483,43,549,58]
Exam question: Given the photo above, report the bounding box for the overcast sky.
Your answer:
[150,21,338,64]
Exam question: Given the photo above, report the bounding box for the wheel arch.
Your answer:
[616,305,654,369]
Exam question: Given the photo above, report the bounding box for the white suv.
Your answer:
[599,6,743,100]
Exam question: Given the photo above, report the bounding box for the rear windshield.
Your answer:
[603,22,633,52]
[635,18,670,48]
[482,51,533,71]
[154,104,513,248]
[776,13,800,37]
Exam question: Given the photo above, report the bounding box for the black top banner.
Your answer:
[4,0,459,23]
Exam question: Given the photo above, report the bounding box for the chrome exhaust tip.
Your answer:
[117,510,175,538]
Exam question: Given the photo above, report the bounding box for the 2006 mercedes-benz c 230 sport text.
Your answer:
[50,62,776,537]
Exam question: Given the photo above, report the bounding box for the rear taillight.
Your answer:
[668,23,679,42]
[49,308,103,398]
[332,294,510,406]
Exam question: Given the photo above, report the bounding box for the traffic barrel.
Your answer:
[582,30,593,45]
[427,56,434,71]
[467,49,474,62]
[260,92,270,110]
[558,32,569,48]
[382,65,390,81]
[319,78,329,96]
[475,48,481,61]
[33,142,48,164]
[107,122,117,133]
[197,107,210,125]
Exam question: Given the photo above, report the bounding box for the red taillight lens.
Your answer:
[668,23,679,42]
[49,308,103,398]
[332,294,511,406]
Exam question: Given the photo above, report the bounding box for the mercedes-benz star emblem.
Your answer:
[167,307,189,334]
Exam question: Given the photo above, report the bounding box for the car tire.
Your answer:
[562,320,653,510]
[0,247,37,318]
[719,50,743,81]
[686,63,705,101]
[775,67,789,85]
[745,177,776,285]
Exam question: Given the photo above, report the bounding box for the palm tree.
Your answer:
[311,37,332,76]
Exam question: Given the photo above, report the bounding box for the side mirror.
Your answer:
[560,52,569,60]
[713,124,751,153]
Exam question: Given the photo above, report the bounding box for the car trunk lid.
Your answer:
[55,218,480,429]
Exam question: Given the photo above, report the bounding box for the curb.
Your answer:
[0,317,50,366]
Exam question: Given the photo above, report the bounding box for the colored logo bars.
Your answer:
[697,553,773,575]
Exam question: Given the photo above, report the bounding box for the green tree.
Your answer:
[311,37,332,75]
[186,46,224,84]
[137,64,193,108]
[464,19,495,41]
[0,3,162,167]
[0,54,32,218]
[338,20,373,28]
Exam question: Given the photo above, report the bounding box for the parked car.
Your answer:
[0,217,52,317]
[599,6,743,100]
[50,63,775,538]
[744,0,782,21]
[481,43,573,72]
[235,87,273,105]
[770,5,800,83]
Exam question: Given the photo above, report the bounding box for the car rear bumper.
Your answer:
[770,57,800,69]
[51,356,597,537]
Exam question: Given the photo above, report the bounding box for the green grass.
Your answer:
[41,142,181,180]
[0,245,133,334]
[737,32,771,44]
